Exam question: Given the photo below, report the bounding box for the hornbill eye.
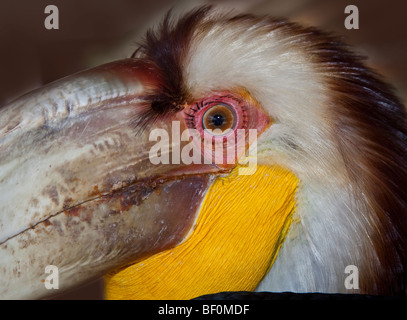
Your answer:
[203,104,236,134]
[184,92,250,136]
[182,91,268,167]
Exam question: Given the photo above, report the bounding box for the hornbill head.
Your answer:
[1,7,406,299]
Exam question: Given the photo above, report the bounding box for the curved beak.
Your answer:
[0,59,222,299]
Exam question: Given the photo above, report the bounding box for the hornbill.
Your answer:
[0,7,406,299]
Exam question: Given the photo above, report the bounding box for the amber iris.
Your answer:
[202,104,236,134]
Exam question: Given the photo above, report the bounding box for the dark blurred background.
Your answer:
[1,0,406,299]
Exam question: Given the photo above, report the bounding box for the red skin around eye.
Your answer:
[182,90,271,168]
[189,94,247,138]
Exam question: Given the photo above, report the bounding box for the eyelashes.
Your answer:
[184,101,204,129]
[186,101,248,132]
[130,92,249,137]
[184,93,250,140]
[184,110,196,129]
[191,101,204,112]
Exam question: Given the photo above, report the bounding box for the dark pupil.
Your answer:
[211,114,224,127]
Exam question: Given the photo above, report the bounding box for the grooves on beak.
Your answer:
[0,59,222,299]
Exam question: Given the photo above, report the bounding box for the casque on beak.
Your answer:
[0,59,225,299]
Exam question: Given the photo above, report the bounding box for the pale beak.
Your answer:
[0,59,222,299]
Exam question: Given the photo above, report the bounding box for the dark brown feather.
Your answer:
[130,6,212,133]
